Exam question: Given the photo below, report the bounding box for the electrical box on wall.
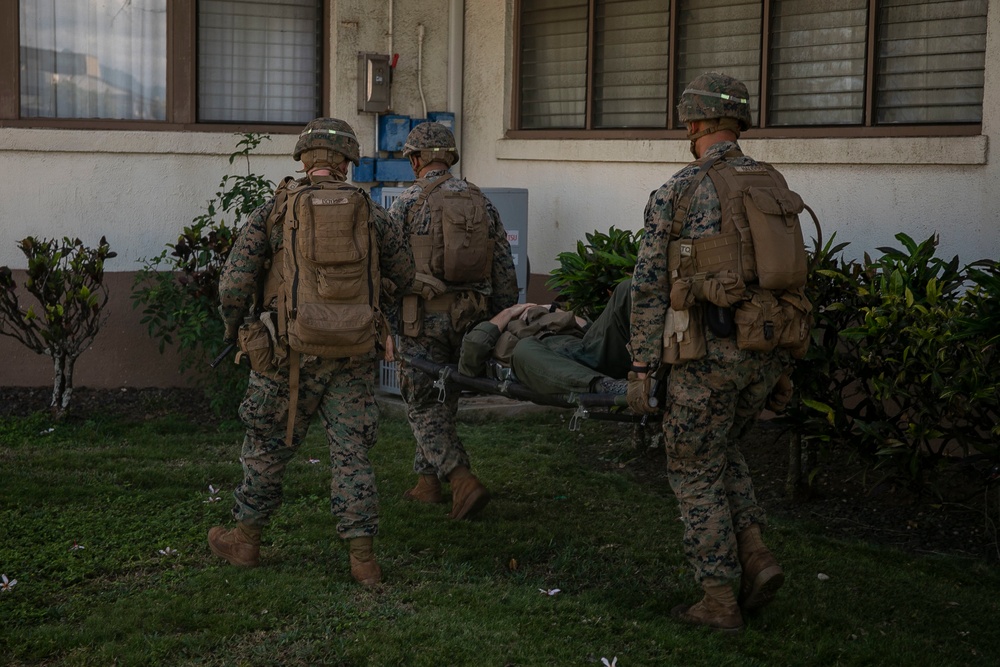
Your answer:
[357,52,391,113]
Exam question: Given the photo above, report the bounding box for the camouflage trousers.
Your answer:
[232,351,380,539]
[661,335,787,585]
[398,311,474,480]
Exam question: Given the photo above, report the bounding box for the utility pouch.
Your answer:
[237,318,280,377]
[777,287,813,359]
[734,289,783,353]
[705,304,735,338]
[402,294,423,337]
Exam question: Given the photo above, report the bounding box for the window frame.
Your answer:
[0,0,329,133]
[509,0,983,140]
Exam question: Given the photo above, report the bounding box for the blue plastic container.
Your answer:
[375,158,414,183]
[352,156,375,183]
[428,111,455,132]
[378,115,411,152]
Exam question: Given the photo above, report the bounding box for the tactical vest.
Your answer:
[660,149,820,363]
[263,175,381,359]
[407,173,494,285]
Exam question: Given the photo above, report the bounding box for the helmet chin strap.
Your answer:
[686,118,742,158]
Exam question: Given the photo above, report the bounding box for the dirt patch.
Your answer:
[3,386,997,562]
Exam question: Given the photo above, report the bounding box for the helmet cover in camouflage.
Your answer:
[677,72,753,131]
[293,117,360,165]
[402,121,460,166]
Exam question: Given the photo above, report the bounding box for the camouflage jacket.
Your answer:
[629,140,766,364]
[219,175,415,340]
[387,168,519,317]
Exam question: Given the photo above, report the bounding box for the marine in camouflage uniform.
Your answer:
[208,118,415,586]
[629,73,789,632]
[388,121,519,520]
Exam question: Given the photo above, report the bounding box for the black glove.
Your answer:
[627,371,658,415]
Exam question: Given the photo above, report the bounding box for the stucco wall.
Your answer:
[461,1,999,273]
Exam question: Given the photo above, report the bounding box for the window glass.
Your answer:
[876,0,986,124]
[593,0,669,128]
[519,0,588,129]
[19,0,167,120]
[198,0,321,124]
[768,0,867,126]
[674,0,762,128]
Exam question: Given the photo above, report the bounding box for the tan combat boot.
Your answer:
[348,537,382,587]
[403,474,444,504]
[447,466,490,520]
[208,522,262,567]
[737,523,784,612]
[671,582,744,633]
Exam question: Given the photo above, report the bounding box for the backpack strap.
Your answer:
[669,155,722,240]
[416,172,454,205]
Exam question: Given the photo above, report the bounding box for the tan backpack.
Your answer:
[264,176,381,359]
[408,173,494,285]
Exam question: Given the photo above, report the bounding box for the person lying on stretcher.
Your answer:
[457,279,633,396]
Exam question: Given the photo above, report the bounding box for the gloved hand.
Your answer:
[224,321,239,346]
[627,371,658,415]
[767,373,794,413]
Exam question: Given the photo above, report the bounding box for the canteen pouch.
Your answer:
[734,289,783,353]
[777,287,813,359]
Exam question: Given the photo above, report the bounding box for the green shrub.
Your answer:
[131,133,274,415]
[546,226,643,319]
[0,236,116,418]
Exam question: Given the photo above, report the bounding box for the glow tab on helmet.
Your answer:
[682,88,749,105]
[300,128,358,142]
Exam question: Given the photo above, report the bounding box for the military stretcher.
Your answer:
[402,355,662,429]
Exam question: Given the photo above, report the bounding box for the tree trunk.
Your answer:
[50,352,75,420]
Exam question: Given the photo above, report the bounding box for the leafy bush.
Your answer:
[546,226,643,319]
[0,236,117,417]
[131,133,274,414]
[782,233,1000,493]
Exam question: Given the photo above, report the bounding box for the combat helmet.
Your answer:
[677,72,752,131]
[402,122,459,166]
[293,117,360,166]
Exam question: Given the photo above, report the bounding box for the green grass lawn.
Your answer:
[1,406,998,666]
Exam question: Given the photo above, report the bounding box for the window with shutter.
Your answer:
[876,0,986,124]
[768,0,867,126]
[519,0,589,129]
[513,0,987,136]
[593,0,669,128]
[674,0,761,129]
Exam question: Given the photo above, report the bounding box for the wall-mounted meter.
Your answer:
[357,52,391,113]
